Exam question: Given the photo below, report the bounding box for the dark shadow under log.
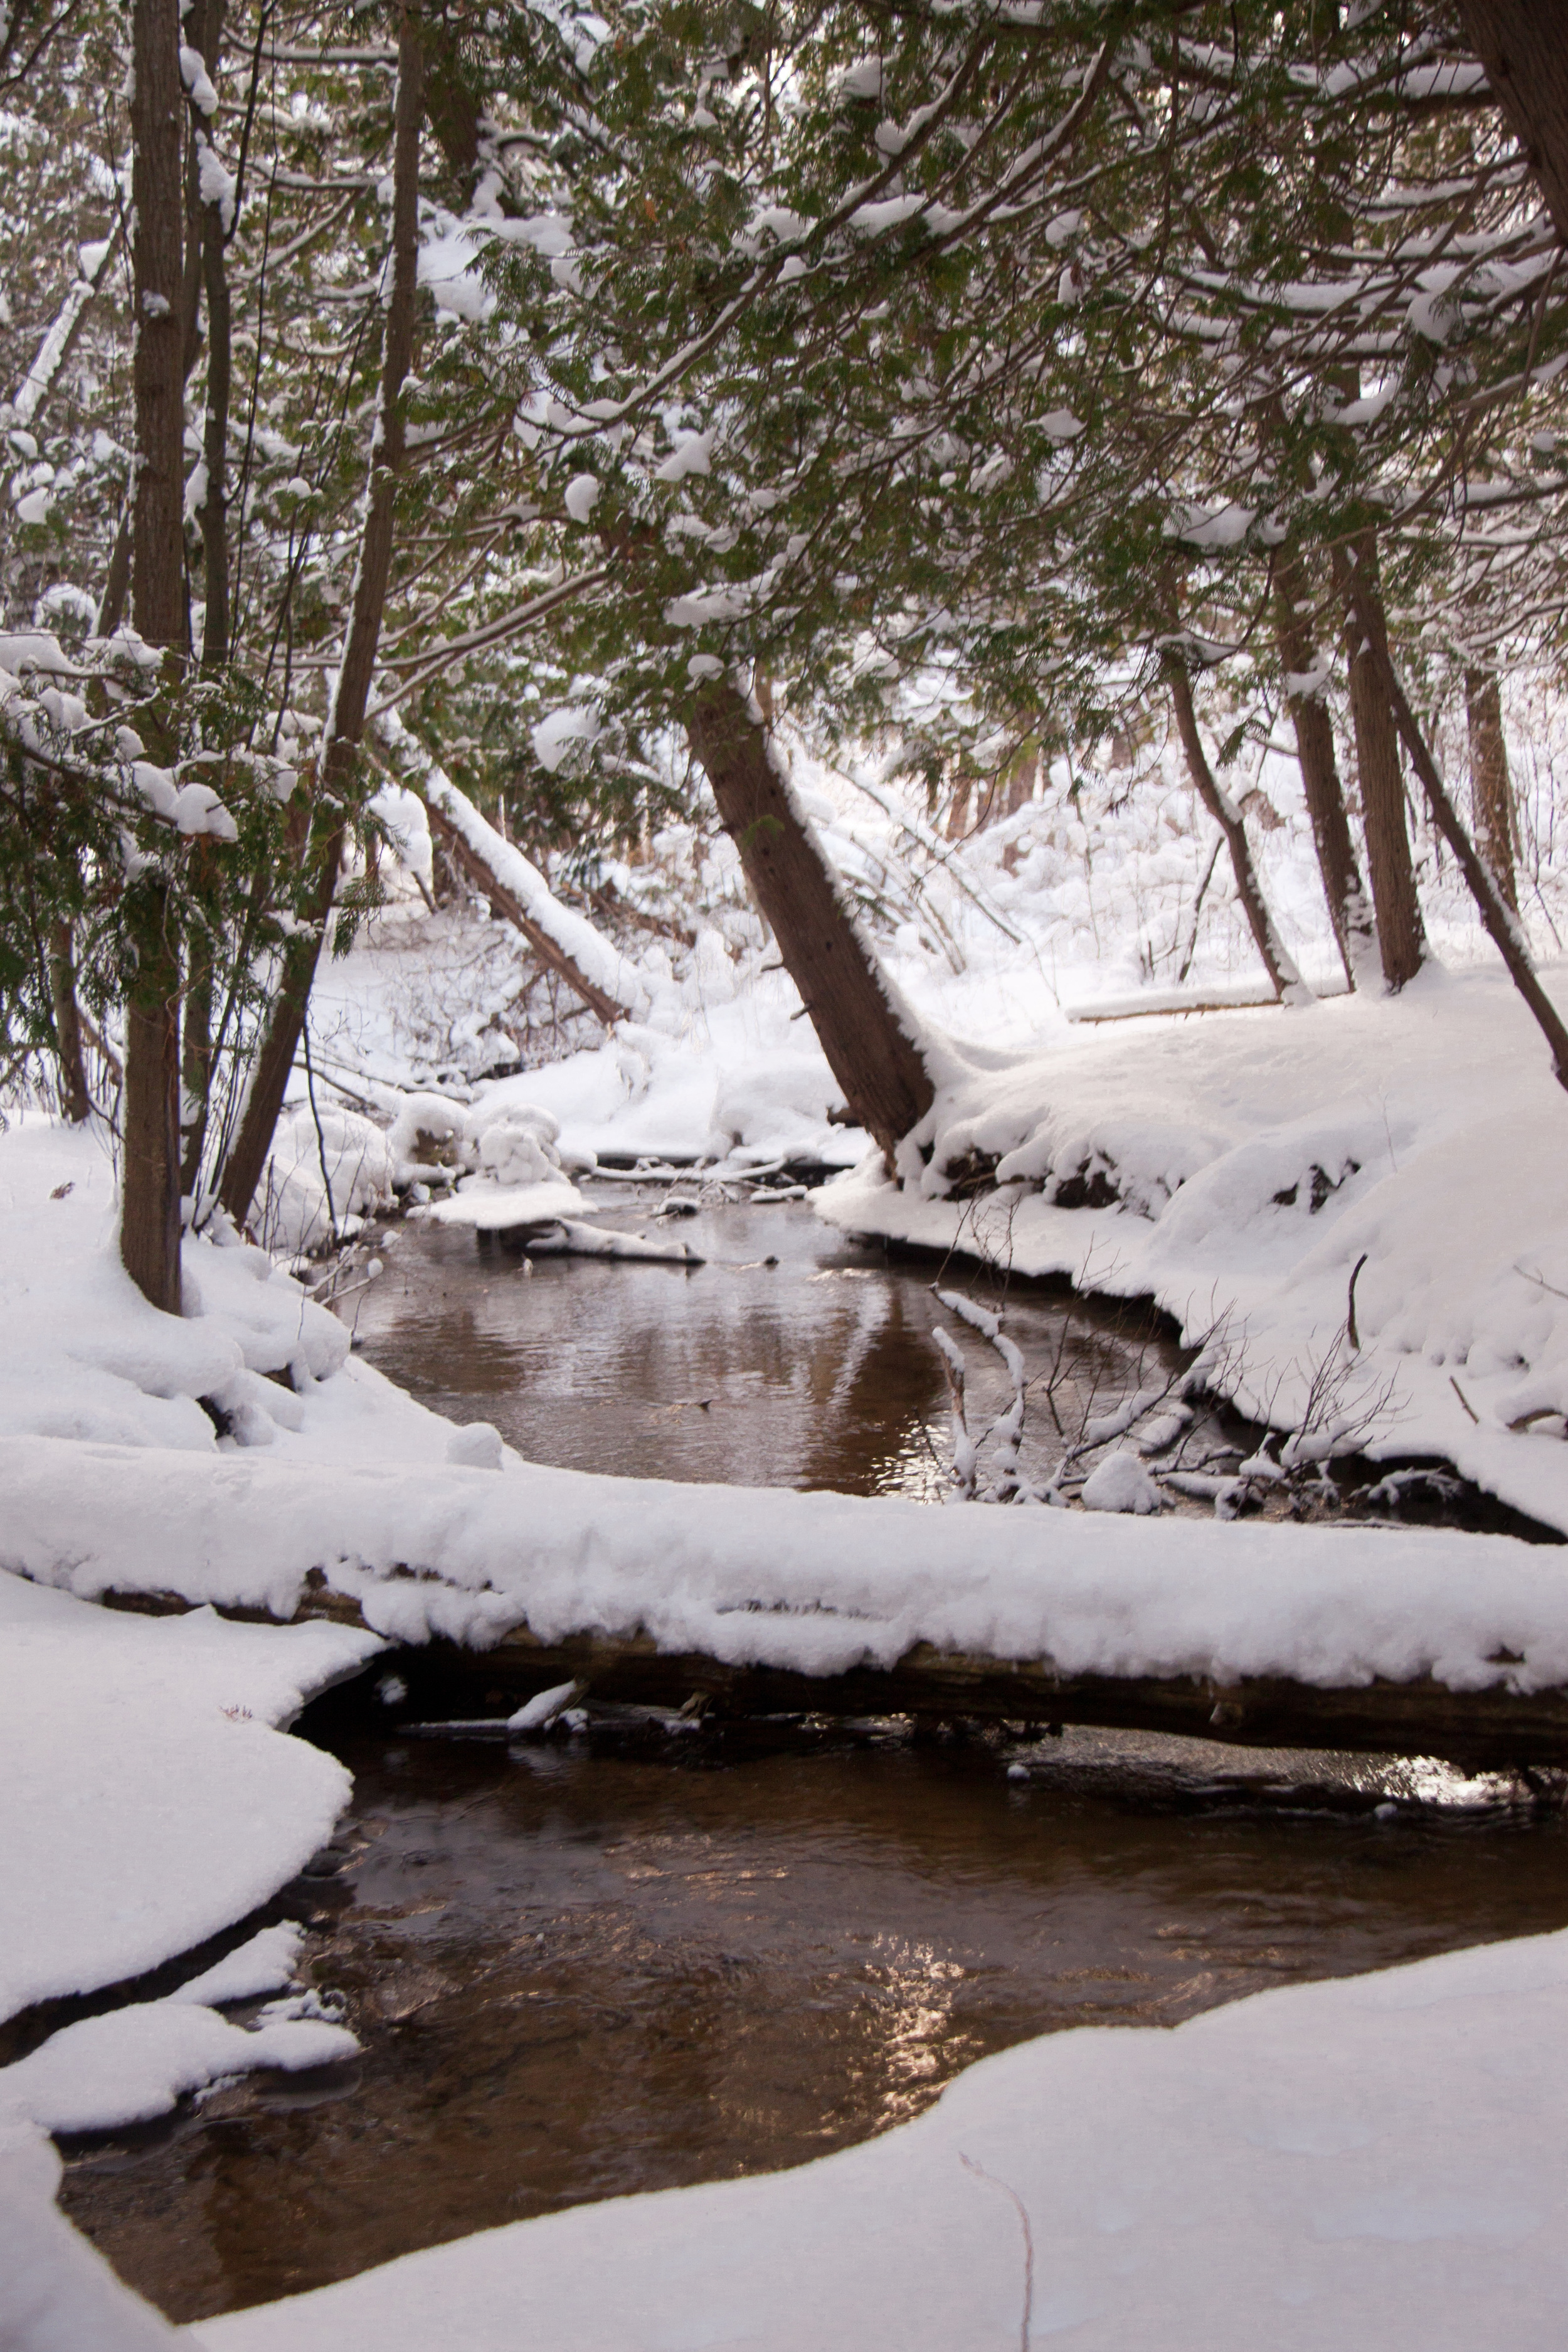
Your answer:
[99,1586,1568,1772]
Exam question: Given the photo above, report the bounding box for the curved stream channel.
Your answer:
[62,1189,1568,2321]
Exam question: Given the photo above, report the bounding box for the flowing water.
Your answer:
[57,1190,1568,2321]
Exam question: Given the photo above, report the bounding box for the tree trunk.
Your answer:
[1333,539,1426,990]
[1163,658,1310,1004]
[220,8,424,1230]
[191,0,231,675]
[1451,1,1568,248]
[1273,556,1378,988]
[686,677,934,1161]
[1465,669,1518,916]
[47,921,93,1124]
[120,0,186,1312]
[180,922,213,1193]
[120,882,184,1311]
[1345,573,1568,1091]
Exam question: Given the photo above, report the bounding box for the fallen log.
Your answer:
[97,1587,1568,1770]
[423,797,627,1026]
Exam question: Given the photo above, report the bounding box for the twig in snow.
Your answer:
[1347,1252,1369,1350]
[1450,1375,1480,1426]
[959,2155,1034,2352]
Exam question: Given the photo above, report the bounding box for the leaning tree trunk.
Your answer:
[686,678,934,1161]
[1333,540,1426,991]
[1273,556,1378,990]
[1451,1,1568,248]
[1345,574,1568,1093]
[120,0,187,1314]
[1163,658,1310,1004]
[1465,669,1519,917]
[220,7,424,1231]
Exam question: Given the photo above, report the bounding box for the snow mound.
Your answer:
[0,1988,356,2135]
[258,1108,396,1256]
[1080,1450,1162,1513]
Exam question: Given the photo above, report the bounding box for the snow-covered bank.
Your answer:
[6,1434,1568,1705]
[0,1572,379,2025]
[0,1116,475,1468]
[199,1922,1568,2352]
[820,961,1568,1537]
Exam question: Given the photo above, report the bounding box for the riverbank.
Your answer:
[9,947,1568,2341]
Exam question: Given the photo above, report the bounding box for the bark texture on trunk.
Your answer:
[47,920,93,1125]
[1335,541,1426,990]
[220,9,424,1229]
[1273,558,1378,988]
[120,0,186,1311]
[1347,576,1568,1090]
[180,924,213,1192]
[1453,1,1568,247]
[120,882,184,1312]
[1164,659,1310,1004]
[1465,668,1518,916]
[686,679,934,1161]
[130,0,185,659]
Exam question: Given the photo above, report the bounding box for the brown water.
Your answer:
[347,1187,1207,1498]
[62,1719,1568,2322]
[58,1192,1568,2321]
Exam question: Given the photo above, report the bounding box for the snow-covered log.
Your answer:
[376,711,650,1026]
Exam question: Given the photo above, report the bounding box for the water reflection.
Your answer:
[349,1192,1187,1496]
[63,1728,1568,2320]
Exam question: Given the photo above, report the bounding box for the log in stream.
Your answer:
[103,1586,1568,1771]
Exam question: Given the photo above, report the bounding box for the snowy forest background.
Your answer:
[2,0,1567,1286]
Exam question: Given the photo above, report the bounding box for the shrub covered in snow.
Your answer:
[257,1109,397,1255]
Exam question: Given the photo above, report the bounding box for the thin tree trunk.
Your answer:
[220,8,424,1229]
[47,920,93,1124]
[1465,669,1518,916]
[1163,658,1310,1005]
[1451,1,1568,248]
[1333,539,1426,990]
[686,677,934,1161]
[1273,554,1377,988]
[1346,575,1568,1091]
[120,0,187,1314]
[180,923,213,1193]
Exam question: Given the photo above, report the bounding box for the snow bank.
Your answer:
[820,963,1568,1536]
[0,1571,380,2023]
[0,2119,184,2350]
[203,1924,1568,2352]
[6,1434,1568,1703]
[0,1119,476,1471]
[255,1105,396,1256]
[1,1981,356,2136]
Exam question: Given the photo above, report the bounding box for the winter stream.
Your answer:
[60,1190,1568,2320]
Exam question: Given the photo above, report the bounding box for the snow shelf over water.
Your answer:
[204,1923,1568,2352]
